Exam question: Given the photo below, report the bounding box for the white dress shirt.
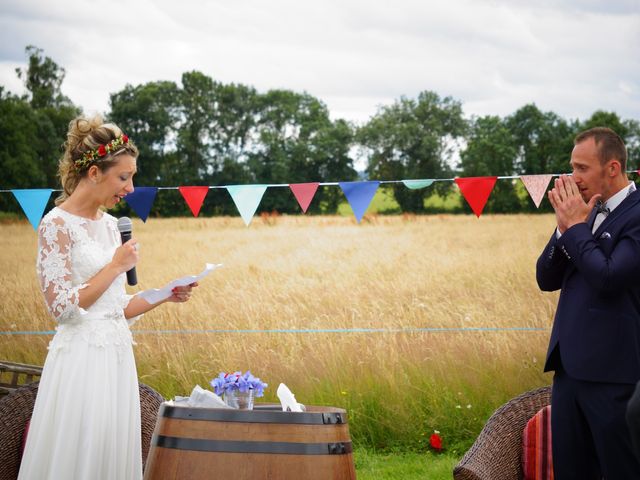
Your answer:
[556,181,637,238]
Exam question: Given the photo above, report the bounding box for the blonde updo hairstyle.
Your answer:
[56,115,138,205]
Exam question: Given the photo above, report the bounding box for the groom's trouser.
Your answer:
[552,364,640,479]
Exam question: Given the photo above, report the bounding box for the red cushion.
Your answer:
[21,420,30,456]
[522,405,554,480]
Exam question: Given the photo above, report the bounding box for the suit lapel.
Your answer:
[594,188,640,235]
[587,207,598,230]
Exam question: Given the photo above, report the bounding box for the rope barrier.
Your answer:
[1,326,549,335]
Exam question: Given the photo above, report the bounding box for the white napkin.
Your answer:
[277,383,305,412]
[170,385,230,409]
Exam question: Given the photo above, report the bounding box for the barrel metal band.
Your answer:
[161,404,346,425]
[153,434,353,455]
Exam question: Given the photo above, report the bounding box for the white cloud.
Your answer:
[0,0,638,123]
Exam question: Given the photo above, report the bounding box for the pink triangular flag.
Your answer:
[454,176,498,218]
[290,183,319,213]
[520,175,553,208]
[179,186,209,217]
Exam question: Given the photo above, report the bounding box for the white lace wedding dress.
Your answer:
[18,207,143,480]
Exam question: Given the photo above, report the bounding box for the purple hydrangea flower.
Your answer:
[210,370,268,397]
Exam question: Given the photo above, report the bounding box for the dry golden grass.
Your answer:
[0,213,559,451]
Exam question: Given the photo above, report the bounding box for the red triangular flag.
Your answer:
[454,176,498,218]
[179,186,209,217]
[289,183,319,213]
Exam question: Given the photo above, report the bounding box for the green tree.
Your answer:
[578,111,640,171]
[0,46,80,213]
[16,46,80,187]
[0,88,44,186]
[248,89,356,213]
[177,71,217,184]
[109,80,181,184]
[16,46,68,110]
[506,104,575,177]
[579,110,630,138]
[358,91,467,212]
[624,120,640,171]
[109,80,181,216]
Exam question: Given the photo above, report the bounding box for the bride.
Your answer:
[18,115,197,480]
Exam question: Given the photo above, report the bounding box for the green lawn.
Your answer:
[354,449,459,479]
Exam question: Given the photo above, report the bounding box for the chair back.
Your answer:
[453,386,552,480]
[0,381,164,480]
[0,362,42,397]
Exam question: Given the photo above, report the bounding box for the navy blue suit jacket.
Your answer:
[537,189,640,384]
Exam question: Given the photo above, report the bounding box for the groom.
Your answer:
[536,127,640,478]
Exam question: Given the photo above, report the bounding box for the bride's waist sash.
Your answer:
[49,308,134,351]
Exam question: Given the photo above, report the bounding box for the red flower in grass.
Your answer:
[429,432,442,451]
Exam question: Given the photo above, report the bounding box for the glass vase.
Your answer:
[223,389,255,410]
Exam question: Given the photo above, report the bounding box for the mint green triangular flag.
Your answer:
[402,179,434,190]
[12,189,53,231]
[226,185,268,226]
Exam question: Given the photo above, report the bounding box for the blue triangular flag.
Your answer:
[12,189,53,231]
[124,187,158,222]
[339,181,380,223]
[226,185,268,226]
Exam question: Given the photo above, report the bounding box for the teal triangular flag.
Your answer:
[402,179,434,190]
[12,189,53,231]
[339,181,380,223]
[226,185,268,226]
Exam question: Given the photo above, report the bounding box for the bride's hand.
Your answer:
[167,282,199,303]
[111,239,138,274]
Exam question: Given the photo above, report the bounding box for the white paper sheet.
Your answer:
[139,263,222,304]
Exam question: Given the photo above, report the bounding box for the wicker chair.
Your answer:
[0,361,43,396]
[453,385,552,480]
[0,381,164,480]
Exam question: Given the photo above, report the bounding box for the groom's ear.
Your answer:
[606,159,622,177]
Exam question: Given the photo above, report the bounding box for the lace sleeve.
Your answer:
[36,216,88,323]
[121,293,143,326]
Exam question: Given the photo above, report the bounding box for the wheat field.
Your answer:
[0,213,559,453]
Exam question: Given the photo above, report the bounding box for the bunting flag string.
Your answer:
[0,326,549,336]
[4,170,639,228]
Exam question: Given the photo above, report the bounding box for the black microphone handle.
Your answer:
[119,230,138,286]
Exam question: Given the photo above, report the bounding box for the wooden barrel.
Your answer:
[143,403,357,479]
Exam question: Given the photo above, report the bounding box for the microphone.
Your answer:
[117,216,137,286]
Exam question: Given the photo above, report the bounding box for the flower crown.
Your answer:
[74,134,130,171]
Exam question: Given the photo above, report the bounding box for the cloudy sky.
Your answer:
[1,0,638,124]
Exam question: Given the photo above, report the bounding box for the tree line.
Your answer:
[1,46,639,216]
